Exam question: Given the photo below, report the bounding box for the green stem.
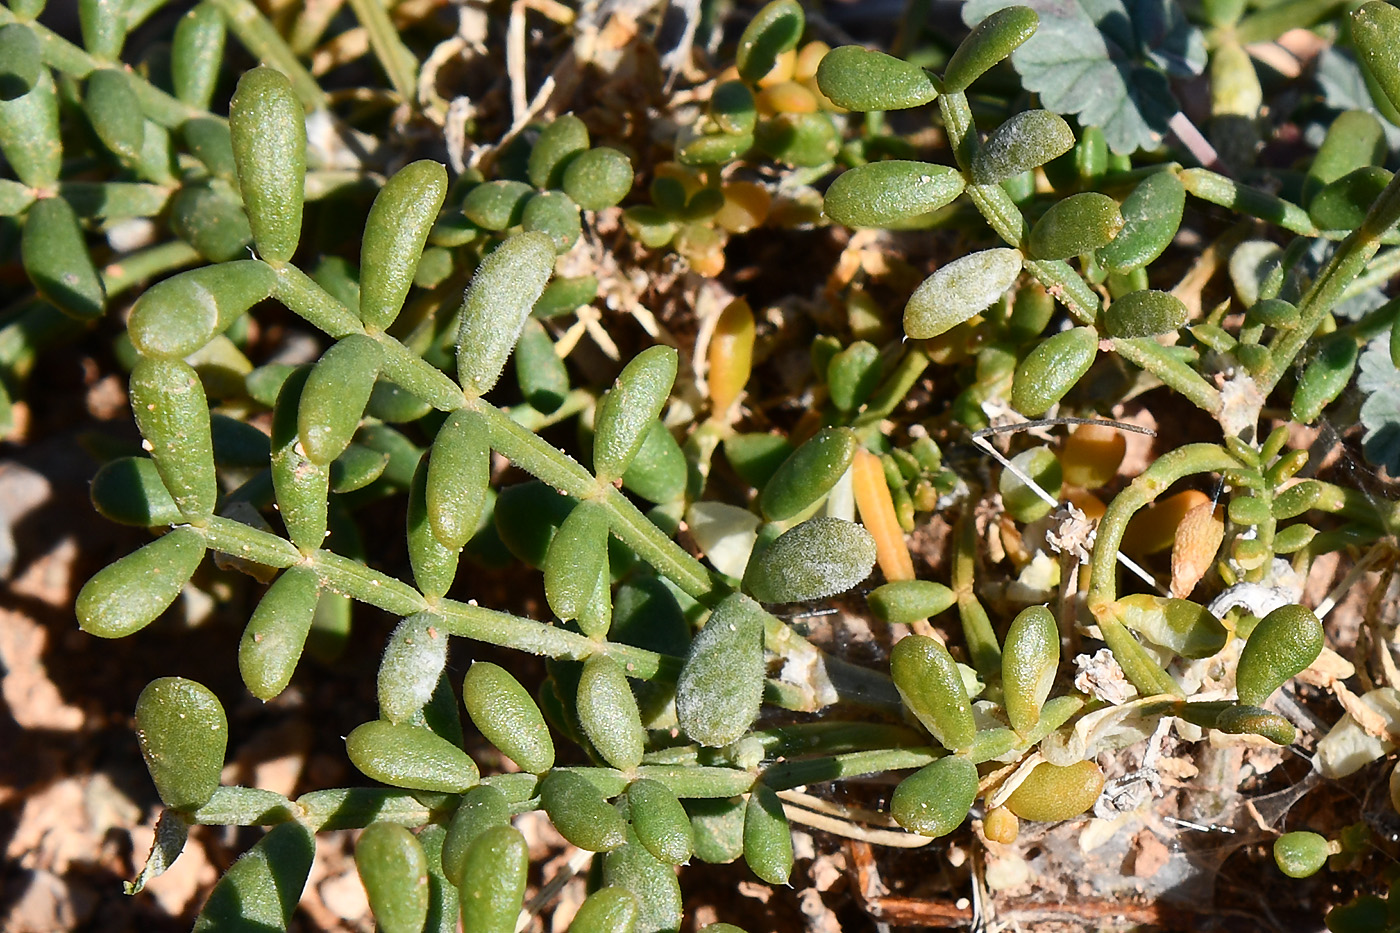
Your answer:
[202,515,302,568]
[59,181,173,219]
[374,333,467,412]
[1262,169,1400,395]
[102,240,203,297]
[762,747,942,791]
[752,722,927,757]
[205,0,326,111]
[271,263,366,339]
[508,389,594,432]
[1085,444,1240,698]
[343,0,419,103]
[296,788,438,831]
[635,765,755,798]
[1023,259,1102,325]
[1179,168,1315,234]
[1111,337,1222,414]
[855,346,929,426]
[953,511,1002,679]
[1087,444,1240,610]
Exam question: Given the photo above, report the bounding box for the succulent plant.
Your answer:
[7,0,1400,927]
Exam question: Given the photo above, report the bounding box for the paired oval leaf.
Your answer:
[906,248,1024,340]
[577,654,646,771]
[378,613,449,723]
[570,887,640,933]
[1236,604,1324,706]
[458,825,528,933]
[239,566,321,700]
[943,5,1039,92]
[77,527,206,639]
[135,676,228,811]
[736,0,805,83]
[426,409,491,550]
[1002,606,1059,735]
[22,196,105,321]
[457,232,556,397]
[539,769,628,851]
[360,160,448,329]
[868,580,956,623]
[1096,172,1185,272]
[355,822,429,933]
[529,114,590,189]
[346,720,479,792]
[1291,332,1357,423]
[1103,289,1187,339]
[593,346,679,481]
[128,261,277,359]
[462,662,555,773]
[675,593,766,747]
[1010,326,1098,416]
[441,784,510,888]
[297,334,383,465]
[971,110,1072,184]
[1027,192,1123,259]
[890,755,978,837]
[823,161,966,228]
[1004,760,1104,821]
[130,357,217,517]
[742,785,793,885]
[563,148,634,211]
[626,779,694,865]
[229,67,306,263]
[890,634,975,750]
[814,46,937,111]
[1273,831,1330,879]
[743,516,876,603]
[760,426,857,521]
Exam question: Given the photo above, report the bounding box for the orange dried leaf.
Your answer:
[708,298,755,419]
[1123,489,1211,555]
[1170,501,1224,597]
[1060,421,1127,489]
[853,448,915,582]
